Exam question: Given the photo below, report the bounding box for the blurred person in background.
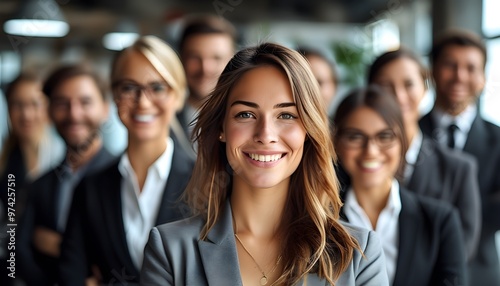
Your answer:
[419,29,500,286]
[333,86,467,286]
[0,72,65,210]
[177,14,237,140]
[1,72,65,286]
[17,65,115,285]
[298,47,338,114]
[368,48,481,261]
[58,35,194,285]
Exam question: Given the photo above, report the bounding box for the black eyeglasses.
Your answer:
[339,129,397,149]
[113,81,171,103]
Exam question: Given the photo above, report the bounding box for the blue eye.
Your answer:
[279,113,296,120]
[236,112,253,119]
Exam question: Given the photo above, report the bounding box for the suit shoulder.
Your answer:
[431,140,477,169]
[155,215,205,242]
[406,190,456,221]
[340,221,378,252]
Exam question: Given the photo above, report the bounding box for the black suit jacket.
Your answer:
[58,142,194,286]
[406,136,481,260]
[17,147,115,285]
[341,187,467,286]
[420,112,500,285]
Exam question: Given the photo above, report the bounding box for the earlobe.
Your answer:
[219,134,226,142]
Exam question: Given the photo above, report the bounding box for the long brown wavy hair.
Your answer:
[185,43,360,285]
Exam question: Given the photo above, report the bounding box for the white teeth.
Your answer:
[361,160,381,169]
[135,114,155,123]
[249,153,283,162]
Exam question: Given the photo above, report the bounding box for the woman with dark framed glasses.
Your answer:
[332,86,467,286]
[59,36,195,285]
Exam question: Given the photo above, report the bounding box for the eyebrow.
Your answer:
[230,100,296,109]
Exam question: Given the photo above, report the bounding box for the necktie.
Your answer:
[447,123,459,149]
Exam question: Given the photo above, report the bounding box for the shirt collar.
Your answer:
[345,179,402,216]
[432,104,477,134]
[405,130,423,166]
[118,137,174,181]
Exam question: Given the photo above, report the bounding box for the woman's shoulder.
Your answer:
[336,221,389,285]
[154,215,205,242]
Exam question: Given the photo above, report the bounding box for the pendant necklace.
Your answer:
[234,233,282,286]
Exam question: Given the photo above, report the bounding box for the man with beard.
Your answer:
[17,65,115,285]
[176,14,237,141]
[420,30,500,285]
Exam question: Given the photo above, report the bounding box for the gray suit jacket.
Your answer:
[141,201,389,286]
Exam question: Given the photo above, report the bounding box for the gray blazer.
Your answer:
[141,201,389,286]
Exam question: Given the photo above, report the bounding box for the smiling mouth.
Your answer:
[247,153,284,162]
[134,114,156,123]
[360,160,382,169]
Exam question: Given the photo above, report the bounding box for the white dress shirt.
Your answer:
[344,179,402,284]
[431,104,477,150]
[118,137,174,270]
[404,130,423,183]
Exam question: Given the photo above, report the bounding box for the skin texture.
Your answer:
[372,57,426,141]
[432,45,485,116]
[221,65,307,191]
[181,34,234,107]
[8,80,48,144]
[49,75,108,152]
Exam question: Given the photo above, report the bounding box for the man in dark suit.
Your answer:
[420,30,500,286]
[176,14,237,140]
[17,65,115,285]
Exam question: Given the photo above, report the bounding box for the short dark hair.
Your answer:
[42,65,107,100]
[368,47,429,88]
[297,47,339,84]
[179,14,237,53]
[431,30,487,68]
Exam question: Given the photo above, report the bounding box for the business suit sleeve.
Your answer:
[58,182,89,286]
[454,155,481,260]
[355,231,389,286]
[141,227,174,286]
[431,207,467,286]
[16,187,48,284]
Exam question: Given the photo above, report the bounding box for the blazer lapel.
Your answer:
[198,201,243,286]
[407,137,437,196]
[155,142,194,225]
[392,189,419,285]
[99,164,140,277]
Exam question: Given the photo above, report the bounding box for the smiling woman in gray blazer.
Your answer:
[141,43,388,286]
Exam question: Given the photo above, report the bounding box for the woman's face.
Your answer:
[336,106,401,190]
[8,80,48,142]
[221,65,307,190]
[372,57,426,125]
[113,50,177,144]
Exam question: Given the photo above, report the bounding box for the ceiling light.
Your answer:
[102,20,139,51]
[3,0,69,37]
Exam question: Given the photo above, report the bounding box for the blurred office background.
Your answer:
[0,0,498,155]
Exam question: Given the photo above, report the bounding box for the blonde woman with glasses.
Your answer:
[58,36,194,285]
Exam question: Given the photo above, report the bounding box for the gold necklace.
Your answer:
[234,233,282,286]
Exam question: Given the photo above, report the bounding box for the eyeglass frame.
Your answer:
[112,80,172,103]
[337,128,398,150]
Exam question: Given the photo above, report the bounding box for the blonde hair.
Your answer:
[185,43,359,285]
[111,35,187,111]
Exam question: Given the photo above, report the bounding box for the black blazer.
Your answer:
[58,142,194,286]
[17,147,115,285]
[420,112,500,285]
[341,187,467,286]
[406,136,481,260]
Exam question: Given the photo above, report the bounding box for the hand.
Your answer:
[33,226,62,257]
